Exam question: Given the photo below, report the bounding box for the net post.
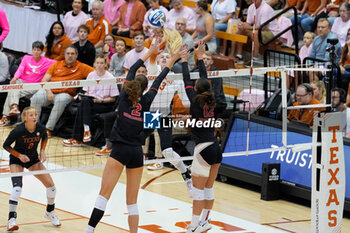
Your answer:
[311,112,345,232]
[280,69,287,148]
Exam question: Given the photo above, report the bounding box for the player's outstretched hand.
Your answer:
[180,44,190,62]
[149,36,162,55]
[194,40,206,60]
[19,154,30,163]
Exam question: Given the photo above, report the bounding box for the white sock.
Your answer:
[191,214,200,227]
[84,225,95,233]
[200,209,210,222]
[84,124,90,132]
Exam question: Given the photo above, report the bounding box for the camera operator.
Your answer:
[309,18,342,62]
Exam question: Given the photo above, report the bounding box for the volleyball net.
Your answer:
[0,65,332,178]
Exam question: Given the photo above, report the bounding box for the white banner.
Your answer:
[311,112,346,233]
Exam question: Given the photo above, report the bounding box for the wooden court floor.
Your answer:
[0,128,349,232]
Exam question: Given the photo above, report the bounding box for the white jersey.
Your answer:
[148,68,190,116]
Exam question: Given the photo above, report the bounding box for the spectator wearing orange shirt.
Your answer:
[31,45,94,136]
[287,83,324,127]
[117,0,146,38]
[45,21,72,61]
[86,1,112,50]
[291,0,327,38]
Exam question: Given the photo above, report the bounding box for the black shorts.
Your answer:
[110,142,144,168]
[9,155,40,169]
[200,142,222,165]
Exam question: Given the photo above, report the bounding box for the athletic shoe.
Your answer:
[83,130,91,143]
[185,178,193,198]
[63,138,83,147]
[96,145,112,156]
[46,129,52,138]
[44,210,61,226]
[147,162,164,170]
[200,219,212,232]
[7,217,19,231]
[186,225,202,233]
[0,116,10,127]
[9,104,20,116]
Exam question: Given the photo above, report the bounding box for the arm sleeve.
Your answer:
[0,10,10,43]
[3,130,20,158]
[182,61,196,102]
[126,59,144,82]
[197,59,208,79]
[144,67,170,102]
[14,56,26,79]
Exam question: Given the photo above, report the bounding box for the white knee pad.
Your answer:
[127,204,139,216]
[192,187,205,201]
[191,154,210,177]
[162,147,187,173]
[47,186,56,199]
[10,186,22,202]
[204,188,214,200]
[95,195,108,211]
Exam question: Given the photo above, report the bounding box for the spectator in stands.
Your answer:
[0,41,55,127]
[167,0,197,34]
[340,28,350,93]
[192,51,227,116]
[123,31,149,72]
[287,83,324,126]
[103,34,117,62]
[331,87,346,111]
[74,24,96,67]
[310,80,326,103]
[103,0,125,34]
[299,31,315,63]
[110,39,127,77]
[192,0,217,54]
[45,21,72,61]
[290,0,327,35]
[117,0,147,38]
[62,0,89,42]
[63,54,119,146]
[86,1,112,50]
[0,44,9,84]
[96,64,147,156]
[233,0,280,65]
[331,2,350,47]
[143,0,169,37]
[282,0,304,18]
[309,18,342,62]
[266,0,285,10]
[172,17,195,73]
[0,7,9,44]
[30,45,94,137]
[211,0,236,55]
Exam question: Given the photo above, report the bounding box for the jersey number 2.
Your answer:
[203,105,214,117]
[131,103,142,117]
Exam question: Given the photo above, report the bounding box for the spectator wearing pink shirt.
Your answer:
[0,7,10,44]
[123,31,149,72]
[63,54,119,146]
[104,0,125,34]
[299,31,315,63]
[166,0,197,34]
[232,0,280,65]
[62,0,89,42]
[117,0,146,38]
[143,0,169,37]
[0,41,55,127]
[103,34,117,62]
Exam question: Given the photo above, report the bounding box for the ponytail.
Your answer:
[194,91,216,108]
[125,80,142,108]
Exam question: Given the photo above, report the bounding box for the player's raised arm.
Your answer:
[195,41,207,79]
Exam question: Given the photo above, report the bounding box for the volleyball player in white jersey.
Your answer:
[145,51,193,197]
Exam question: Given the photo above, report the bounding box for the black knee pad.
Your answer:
[11,176,23,188]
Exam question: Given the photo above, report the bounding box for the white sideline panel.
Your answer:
[311,112,345,233]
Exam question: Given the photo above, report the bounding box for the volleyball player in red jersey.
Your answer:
[84,40,186,233]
